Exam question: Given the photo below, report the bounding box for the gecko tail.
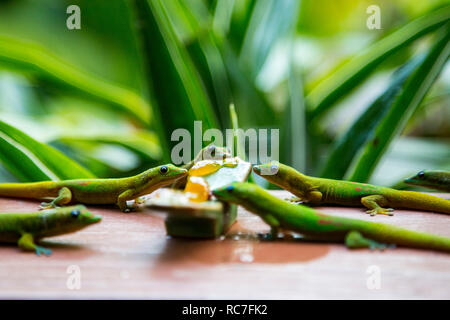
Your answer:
[359,222,450,253]
[394,190,450,214]
[0,182,59,199]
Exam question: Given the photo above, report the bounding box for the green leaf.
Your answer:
[0,132,53,182]
[0,36,152,125]
[0,120,95,182]
[222,41,278,127]
[319,56,424,179]
[175,0,234,129]
[239,0,300,79]
[226,0,256,53]
[187,34,233,129]
[284,55,306,171]
[49,141,127,179]
[277,6,303,170]
[348,25,450,182]
[371,137,450,188]
[213,0,236,34]
[53,130,162,163]
[306,5,450,122]
[229,103,246,160]
[132,0,219,154]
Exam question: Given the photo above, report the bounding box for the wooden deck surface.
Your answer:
[0,191,449,299]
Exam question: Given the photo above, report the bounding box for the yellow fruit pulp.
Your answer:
[184,158,239,201]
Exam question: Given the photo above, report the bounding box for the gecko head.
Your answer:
[40,205,102,236]
[213,182,260,204]
[253,161,280,177]
[253,161,307,189]
[67,205,102,225]
[36,205,101,238]
[405,170,427,184]
[157,164,188,180]
[201,144,231,161]
[404,170,436,187]
[142,164,188,185]
[212,182,244,203]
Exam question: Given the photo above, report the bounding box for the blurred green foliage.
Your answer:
[0,0,448,191]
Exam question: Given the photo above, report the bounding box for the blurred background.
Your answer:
[0,0,448,189]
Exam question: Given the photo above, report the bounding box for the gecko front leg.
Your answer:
[258,214,282,240]
[361,195,394,216]
[306,190,323,203]
[117,189,140,212]
[39,187,72,210]
[344,231,393,250]
[18,233,52,256]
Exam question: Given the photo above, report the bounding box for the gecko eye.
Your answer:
[226,185,234,192]
[270,164,279,174]
[160,165,168,174]
[71,209,81,218]
[208,145,219,159]
[418,171,425,178]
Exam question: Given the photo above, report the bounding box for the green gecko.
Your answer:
[213,182,450,252]
[404,170,450,192]
[172,144,231,189]
[0,205,101,256]
[253,162,450,216]
[0,164,187,212]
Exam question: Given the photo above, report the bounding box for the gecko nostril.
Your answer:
[71,210,80,218]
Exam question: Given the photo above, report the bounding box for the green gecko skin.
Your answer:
[0,205,101,256]
[0,164,187,212]
[213,182,450,252]
[172,144,231,189]
[253,162,450,216]
[404,170,450,192]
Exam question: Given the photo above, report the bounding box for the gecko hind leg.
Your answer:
[345,231,394,251]
[284,195,303,203]
[257,214,282,241]
[117,189,139,213]
[285,191,323,204]
[18,233,52,256]
[361,195,394,216]
[39,187,72,210]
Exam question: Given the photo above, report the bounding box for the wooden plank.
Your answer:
[0,191,449,299]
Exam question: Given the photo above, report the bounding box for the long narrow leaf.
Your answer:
[175,0,234,129]
[239,0,300,80]
[306,5,450,122]
[285,54,306,171]
[348,25,450,182]
[0,132,54,182]
[226,0,256,53]
[222,41,278,127]
[187,34,233,129]
[213,0,235,34]
[0,120,95,181]
[53,130,162,163]
[0,36,152,125]
[133,0,219,151]
[319,56,424,179]
[229,103,246,160]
